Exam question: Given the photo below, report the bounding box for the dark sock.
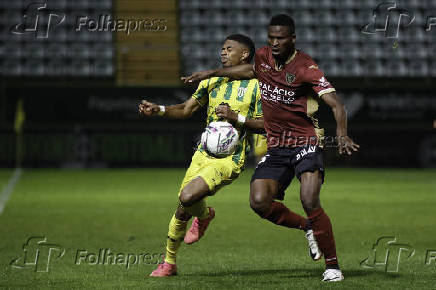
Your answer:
[307,207,339,267]
[303,218,312,231]
[262,201,306,230]
[326,263,340,270]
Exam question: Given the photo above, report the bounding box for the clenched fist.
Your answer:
[215,103,238,124]
[139,100,160,117]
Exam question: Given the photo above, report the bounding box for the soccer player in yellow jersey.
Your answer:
[139,34,265,277]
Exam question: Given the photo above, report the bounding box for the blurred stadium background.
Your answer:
[1,0,435,169]
[1,1,436,288]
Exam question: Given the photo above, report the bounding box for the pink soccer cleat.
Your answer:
[184,207,215,244]
[149,262,177,277]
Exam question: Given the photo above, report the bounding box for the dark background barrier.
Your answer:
[1,81,434,168]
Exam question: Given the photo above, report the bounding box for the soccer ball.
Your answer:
[201,121,239,158]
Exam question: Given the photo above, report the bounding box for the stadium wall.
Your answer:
[0,85,434,168]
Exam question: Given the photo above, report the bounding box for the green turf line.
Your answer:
[0,168,22,214]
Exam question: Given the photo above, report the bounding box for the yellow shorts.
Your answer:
[252,134,267,157]
[178,150,242,196]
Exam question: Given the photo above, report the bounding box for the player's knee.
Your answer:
[249,191,270,216]
[179,189,195,207]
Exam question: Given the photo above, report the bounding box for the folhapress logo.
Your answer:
[360,236,415,273]
[361,2,415,38]
[10,237,65,272]
[10,1,168,38]
[10,1,65,39]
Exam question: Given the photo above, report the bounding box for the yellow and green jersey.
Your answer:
[192,77,262,168]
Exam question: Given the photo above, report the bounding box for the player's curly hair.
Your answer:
[225,34,256,63]
[270,14,295,35]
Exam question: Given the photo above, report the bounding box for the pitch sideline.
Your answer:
[0,168,22,215]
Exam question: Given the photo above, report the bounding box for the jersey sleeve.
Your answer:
[253,81,263,118]
[302,63,336,97]
[191,79,209,106]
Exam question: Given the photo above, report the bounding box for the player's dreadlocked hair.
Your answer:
[225,34,256,63]
[269,14,295,35]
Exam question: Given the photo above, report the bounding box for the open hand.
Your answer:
[337,136,360,155]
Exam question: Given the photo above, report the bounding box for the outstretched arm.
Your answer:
[215,104,265,134]
[181,64,255,84]
[139,98,202,119]
[320,92,360,155]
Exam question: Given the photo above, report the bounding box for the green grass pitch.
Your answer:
[0,168,435,289]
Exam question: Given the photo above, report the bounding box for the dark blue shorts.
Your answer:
[251,145,325,200]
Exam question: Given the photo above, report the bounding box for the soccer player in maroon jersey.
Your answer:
[182,14,359,282]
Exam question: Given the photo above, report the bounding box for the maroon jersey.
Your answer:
[254,46,336,148]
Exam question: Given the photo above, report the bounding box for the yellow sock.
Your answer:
[183,199,209,219]
[165,214,188,265]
